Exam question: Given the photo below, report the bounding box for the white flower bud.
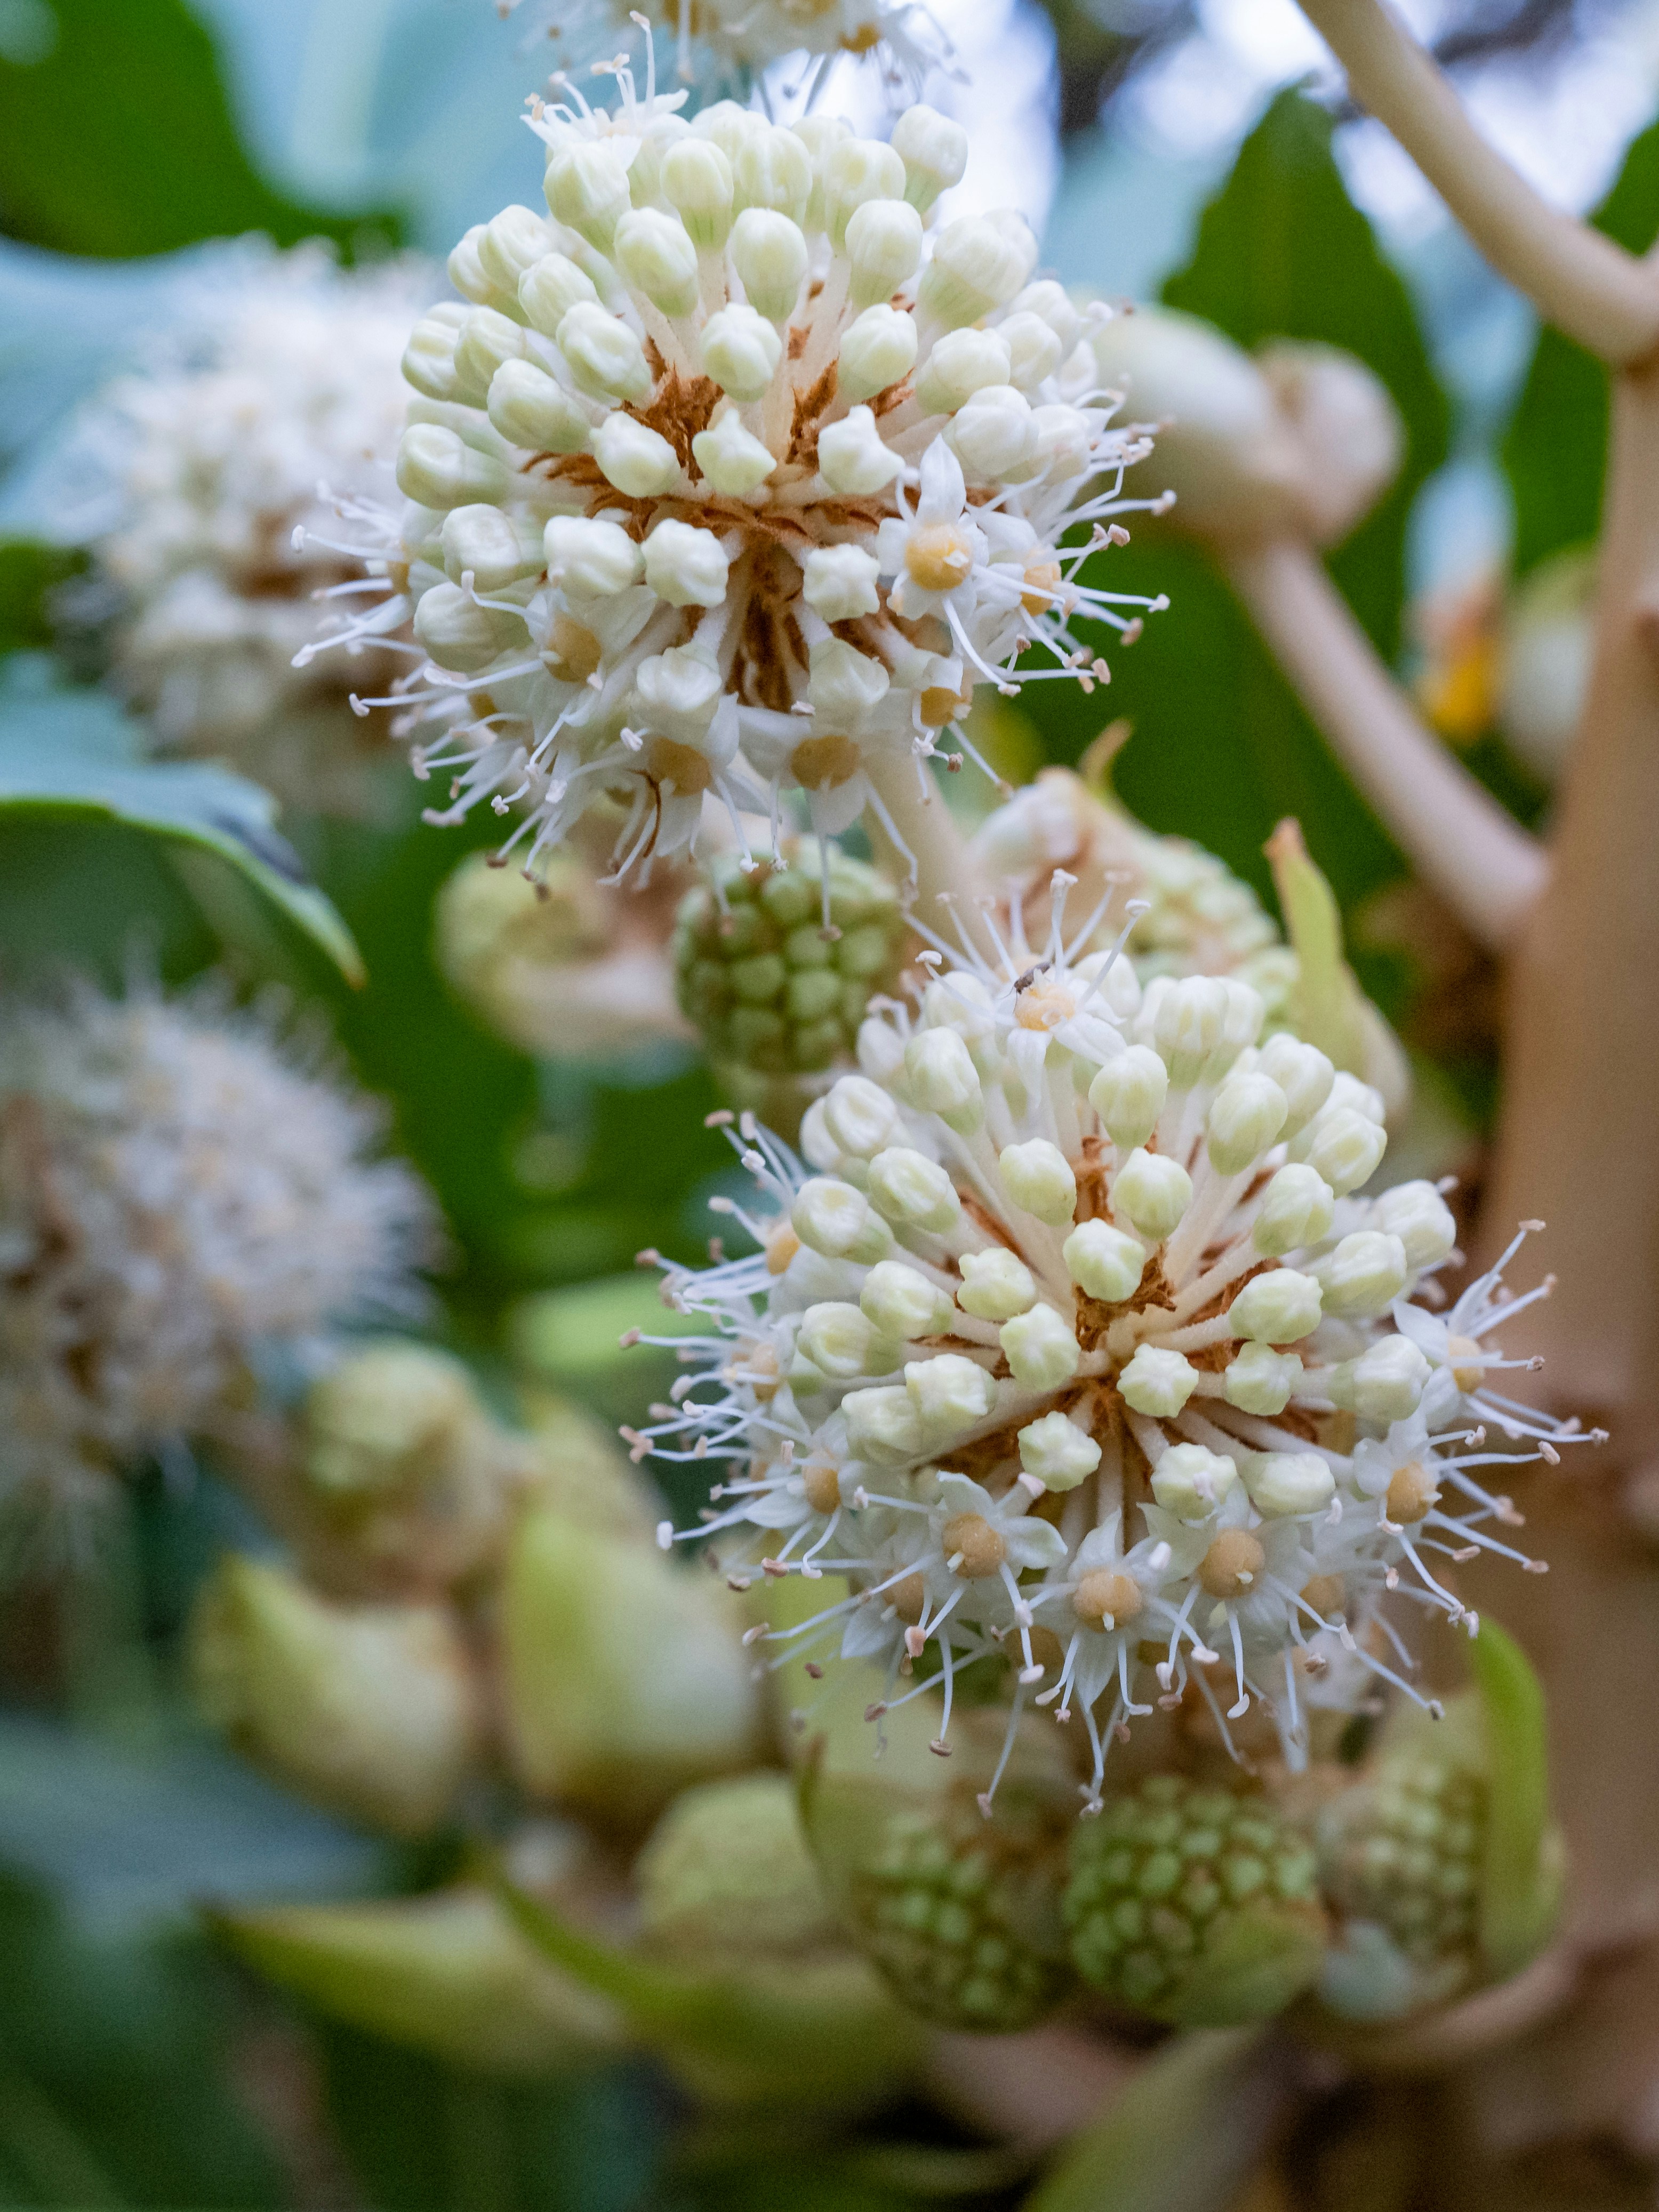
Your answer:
[798,1099,844,1175]
[802,543,881,621]
[867,1146,960,1232]
[905,1352,996,1441]
[733,124,812,224]
[904,1027,982,1131]
[891,102,968,212]
[1150,1441,1237,1519]
[861,1260,953,1341]
[845,197,924,310]
[699,304,782,401]
[792,1176,894,1264]
[1013,280,1083,355]
[1089,1046,1167,1149]
[857,1016,907,1085]
[1315,1230,1408,1321]
[808,636,889,720]
[1246,1452,1334,1518]
[956,1248,1037,1322]
[628,111,692,207]
[1029,403,1095,482]
[545,141,633,252]
[730,209,809,323]
[543,514,643,597]
[824,138,906,249]
[843,1384,923,1466]
[479,204,556,293]
[1017,1409,1101,1492]
[518,252,599,338]
[1001,1303,1080,1390]
[694,100,765,162]
[1063,1218,1145,1304]
[613,208,699,317]
[632,645,723,742]
[998,1138,1077,1226]
[396,424,509,509]
[403,306,467,401]
[816,405,906,495]
[642,519,730,609]
[1328,1070,1387,1124]
[487,359,590,452]
[691,405,776,495]
[918,214,1034,329]
[1256,1034,1334,1139]
[799,1300,899,1380]
[946,385,1037,482]
[838,304,919,404]
[557,302,652,403]
[414,581,524,672]
[1112,1148,1191,1241]
[591,413,680,496]
[440,504,543,592]
[661,136,735,248]
[1206,1072,1288,1176]
[1121,1346,1200,1420]
[1227,1267,1323,1344]
[915,327,1012,416]
[1223,1341,1302,1416]
[1298,1106,1387,1197]
[819,1075,895,1160]
[1331,1335,1430,1423]
[1373,1181,1457,1272]
[1252,1163,1334,1256]
[997,310,1063,393]
[1138,974,1229,1087]
[920,971,995,1044]
[1261,339,1404,547]
[448,226,509,310]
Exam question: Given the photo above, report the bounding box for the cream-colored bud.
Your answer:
[915,327,1012,416]
[1332,1335,1430,1423]
[479,204,556,293]
[807,635,889,721]
[440,504,544,593]
[1252,1163,1334,1256]
[591,413,680,496]
[448,226,511,311]
[545,141,632,252]
[642,519,730,609]
[1246,1451,1334,1518]
[661,136,735,248]
[956,1247,1037,1322]
[1227,1267,1323,1344]
[920,971,996,1044]
[304,1342,478,1500]
[1139,974,1229,1087]
[845,197,924,310]
[1298,1106,1387,1197]
[816,405,905,495]
[487,359,590,453]
[918,214,1033,329]
[691,404,777,496]
[543,514,643,597]
[613,207,700,317]
[791,114,852,231]
[414,582,524,673]
[694,99,765,161]
[403,306,467,401]
[518,251,599,338]
[997,310,1063,392]
[1260,339,1404,548]
[824,138,906,250]
[1089,1046,1167,1149]
[823,1074,900,1159]
[906,1352,996,1441]
[799,1300,899,1380]
[856,1014,907,1084]
[904,1027,982,1131]
[1112,1147,1191,1241]
[1150,1441,1236,1519]
[1018,1409,1100,1492]
[632,645,723,743]
[1256,1034,1334,1139]
[557,302,652,403]
[1223,1340,1302,1416]
[1030,403,1094,482]
[1373,1181,1457,1272]
[861,1260,953,1341]
[1119,1345,1198,1419]
[729,209,809,323]
[802,543,881,621]
[628,111,692,207]
[891,102,968,213]
[946,385,1037,482]
[792,1176,894,1264]
[1063,1218,1144,1304]
[1001,1303,1080,1390]
[396,423,509,510]
[1314,1230,1408,1320]
[867,1145,960,1232]
[1013,279,1084,356]
[838,304,919,404]
[843,1383,923,1465]
[733,123,812,224]
[699,304,782,401]
[999,1138,1077,1226]
[1206,1072,1288,1175]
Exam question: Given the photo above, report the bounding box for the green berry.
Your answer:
[1317,1745,1486,1975]
[1064,1775,1327,2027]
[636,1773,841,1960]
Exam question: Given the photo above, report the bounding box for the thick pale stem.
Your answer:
[1297,0,1659,366]
[862,753,983,919]
[1221,538,1547,952]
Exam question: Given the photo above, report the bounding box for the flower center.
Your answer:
[1015,979,1077,1032]
[1300,1574,1345,1619]
[790,734,863,790]
[765,1222,800,1275]
[1021,556,1062,616]
[1199,1528,1266,1599]
[646,736,717,794]
[890,1571,927,1623]
[905,522,973,594]
[1445,1333,1486,1394]
[543,616,603,681]
[1072,1568,1143,1630]
[1385,1459,1440,1525]
[918,684,973,728]
[802,1453,841,1514]
[941,1511,1007,1579]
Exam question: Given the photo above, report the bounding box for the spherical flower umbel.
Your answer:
[639,878,1597,1812]
[346,87,1163,890]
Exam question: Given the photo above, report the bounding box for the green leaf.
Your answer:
[0,660,362,984]
[0,537,84,654]
[1265,817,1367,1073]
[1468,1614,1562,1980]
[1503,112,1659,578]
[0,0,404,259]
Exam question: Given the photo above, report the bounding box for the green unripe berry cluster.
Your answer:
[1064,1775,1326,2026]
[636,1773,841,1960]
[673,841,904,1076]
[1319,1749,1485,1969]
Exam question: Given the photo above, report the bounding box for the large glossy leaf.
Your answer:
[0,659,362,983]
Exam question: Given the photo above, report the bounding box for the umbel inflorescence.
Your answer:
[643,884,1598,1811]
[334,68,1163,891]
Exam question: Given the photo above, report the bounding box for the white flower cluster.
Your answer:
[0,987,435,1550]
[355,84,1161,888]
[66,250,434,811]
[640,881,1598,1811]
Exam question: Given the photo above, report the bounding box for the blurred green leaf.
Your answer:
[1503,111,1659,578]
[0,0,404,259]
[0,535,84,653]
[1469,1614,1561,1981]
